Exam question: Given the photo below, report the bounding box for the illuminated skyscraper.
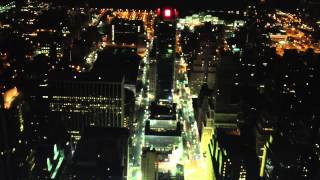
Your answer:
[154,7,177,103]
[48,72,129,142]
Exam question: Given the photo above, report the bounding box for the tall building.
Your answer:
[214,51,241,125]
[65,127,129,180]
[260,134,320,180]
[23,74,52,147]
[48,71,129,142]
[208,128,260,180]
[154,7,177,103]
[0,95,9,180]
[0,87,33,180]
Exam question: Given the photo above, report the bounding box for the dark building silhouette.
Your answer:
[0,89,32,180]
[209,128,260,180]
[65,127,129,180]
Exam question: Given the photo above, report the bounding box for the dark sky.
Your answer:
[88,0,301,10]
[52,0,301,11]
[85,0,249,9]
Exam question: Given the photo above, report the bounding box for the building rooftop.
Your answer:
[92,48,140,84]
[49,70,124,83]
[149,102,176,120]
[216,128,256,159]
[68,127,129,179]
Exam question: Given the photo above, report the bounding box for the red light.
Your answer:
[174,9,178,17]
[164,8,172,18]
[157,8,161,16]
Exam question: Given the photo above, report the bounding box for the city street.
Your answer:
[175,57,213,180]
[129,40,152,180]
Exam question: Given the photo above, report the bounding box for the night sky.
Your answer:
[56,0,302,10]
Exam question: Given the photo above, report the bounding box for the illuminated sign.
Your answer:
[157,8,178,19]
[164,8,172,18]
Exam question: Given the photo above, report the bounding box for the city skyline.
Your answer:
[1,0,320,180]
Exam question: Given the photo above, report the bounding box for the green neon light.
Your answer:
[53,144,58,160]
[51,156,64,179]
[47,158,52,171]
[233,48,240,52]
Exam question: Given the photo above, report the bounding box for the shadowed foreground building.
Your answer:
[208,128,260,180]
[65,127,129,180]
[259,133,320,180]
[0,88,33,180]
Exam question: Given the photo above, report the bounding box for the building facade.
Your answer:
[49,76,127,141]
